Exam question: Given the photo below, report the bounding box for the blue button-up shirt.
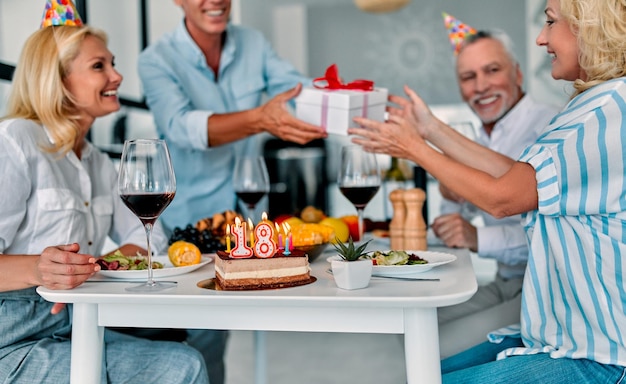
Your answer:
[138,21,310,229]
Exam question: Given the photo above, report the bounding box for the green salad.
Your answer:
[96,250,164,271]
[364,250,428,266]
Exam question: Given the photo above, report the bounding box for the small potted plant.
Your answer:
[330,237,372,290]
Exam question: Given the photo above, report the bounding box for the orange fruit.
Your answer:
[168,241,201,267]
[318,217,350,244]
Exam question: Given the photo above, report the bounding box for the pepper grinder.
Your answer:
[389,189,406,250]
[403,188,427,250]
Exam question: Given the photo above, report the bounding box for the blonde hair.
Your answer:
[5,25,108,155]
[560,0,626,96]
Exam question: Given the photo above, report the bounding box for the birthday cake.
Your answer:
[215,250,311,290]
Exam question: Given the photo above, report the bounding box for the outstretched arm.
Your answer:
[350,86,538,218]
[207,83,328,146]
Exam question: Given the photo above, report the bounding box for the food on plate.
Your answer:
[196,210,242,237]
[364,250,428,266]
[340,214,360,241]
[168,241,202,267]
[300,205,326,223]
[169,210,244,253]
[96,250,164,271]
[214,249,310,290]
[282,216,304,229]
[318,217,349,244]
[289,223,335,246]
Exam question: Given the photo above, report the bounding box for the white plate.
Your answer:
[326,250,456,276]
[97,255,213,280]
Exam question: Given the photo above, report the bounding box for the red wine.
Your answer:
[340,186,379,209]
[121,192,175,224]
[236,191,266,208]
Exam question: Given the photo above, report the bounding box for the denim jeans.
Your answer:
[442,337,626,384]
[0,291,209,384]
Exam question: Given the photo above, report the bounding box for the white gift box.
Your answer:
[295,87,388,135]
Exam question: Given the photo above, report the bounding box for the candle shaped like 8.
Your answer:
[253,222,277,258]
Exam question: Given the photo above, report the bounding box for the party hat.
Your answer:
[442,12,476,55]
[41,0,83,28]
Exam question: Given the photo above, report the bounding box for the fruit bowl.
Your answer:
[294,242,330,262]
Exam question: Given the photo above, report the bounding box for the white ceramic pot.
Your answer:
[331,258,373,290]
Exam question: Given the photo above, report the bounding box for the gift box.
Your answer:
[295,64,388,135]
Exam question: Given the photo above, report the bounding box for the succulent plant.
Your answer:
[332,237,371,262]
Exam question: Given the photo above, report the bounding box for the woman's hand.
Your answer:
[386,85,440,141]
[37,243,99,291]
[349,86,437,162]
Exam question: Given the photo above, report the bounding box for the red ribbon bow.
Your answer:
[313,64,374,91]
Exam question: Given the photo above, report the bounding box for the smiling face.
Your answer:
[175,0,231,39]
[536,0,582,81]
[455,37,523,131]
[63,35,122,130]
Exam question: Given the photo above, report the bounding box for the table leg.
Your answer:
[70,303,104,384]
[254,330,267,384]
[404,308,441,384]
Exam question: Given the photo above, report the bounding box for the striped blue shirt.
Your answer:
[500,78,626,366]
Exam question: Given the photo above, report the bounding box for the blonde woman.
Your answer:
[350,0,626,382]
[0,25,208,384]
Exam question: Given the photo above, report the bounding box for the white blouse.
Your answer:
[0,118,167,256]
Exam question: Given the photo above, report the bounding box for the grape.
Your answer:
[168,225,224,253]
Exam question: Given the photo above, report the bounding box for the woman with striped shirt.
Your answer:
[350,0,626,382]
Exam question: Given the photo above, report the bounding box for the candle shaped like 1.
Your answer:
[247,218,255,247]
[230,217,254,258]
[254,222,277,258]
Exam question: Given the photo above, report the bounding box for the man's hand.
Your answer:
[258,83,327,144]
[431,213,478,251]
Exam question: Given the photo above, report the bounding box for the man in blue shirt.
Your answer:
[137,2,326,383]
[138,0,327,231]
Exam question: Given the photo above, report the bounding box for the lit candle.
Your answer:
[278,233,284,250]
[226,224,231,253]
[230,217,254,258]
[248,218,255,247]
[288,232,294,251]
[253,221,277,258]
[283,236,291,256]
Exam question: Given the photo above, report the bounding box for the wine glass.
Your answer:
[337,145,381,241]
[118,139,176,292]
[233,156,270,221]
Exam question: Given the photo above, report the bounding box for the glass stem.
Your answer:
[144,222,155,285]
[357,208,364,242]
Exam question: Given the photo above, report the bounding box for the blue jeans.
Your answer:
[442,338,626,383]
[113,328,228,384]
[0,292,209,384]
